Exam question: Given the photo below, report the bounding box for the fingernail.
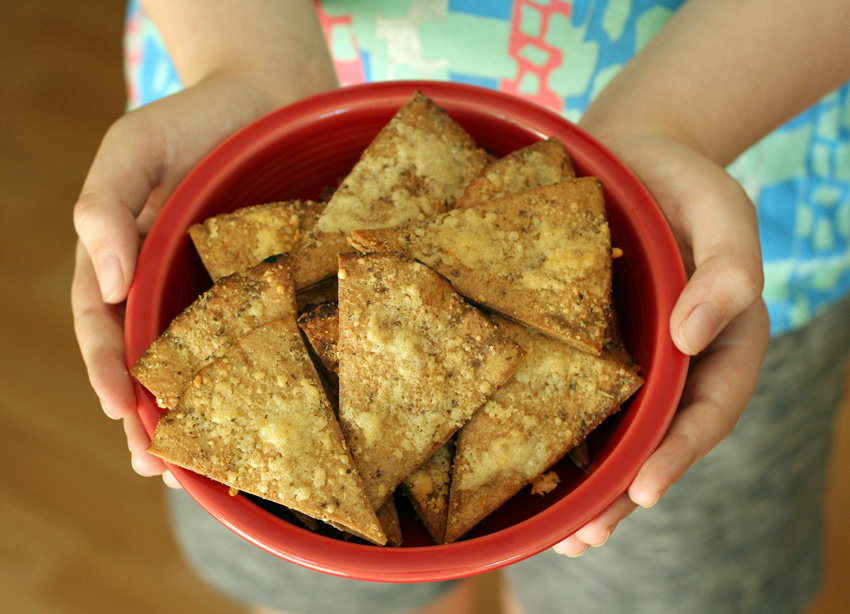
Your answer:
[553,541,588,557]
[678,302,723,355]
[640,490,665,508]
[162,470,182,489]
[95,250,123,303]
[131,455,156,477]
[591,530,611,548]
[100,398,120,420]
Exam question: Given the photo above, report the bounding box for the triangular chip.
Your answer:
[188,200,325,281]
[444,317,643,543]
[336,252,524,510]
[454,137,576,208]
[299,298,451,543]
[293,91,492,289]
[350,178,613,354]
[148,316,387,545]
[131,256,297,409]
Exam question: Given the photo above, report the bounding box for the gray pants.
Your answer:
[167,295,850,614]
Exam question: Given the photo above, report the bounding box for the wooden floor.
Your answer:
[1,2,847,613]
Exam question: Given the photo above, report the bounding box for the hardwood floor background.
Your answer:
[1,2,847,613]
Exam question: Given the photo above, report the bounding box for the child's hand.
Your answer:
[71,76,332,484]
[552,130,770,556]
[72,2,337,483]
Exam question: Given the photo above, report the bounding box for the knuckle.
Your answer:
[72,192,101,231]
[722,254,764,307]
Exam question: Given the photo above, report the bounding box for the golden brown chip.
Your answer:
[401,439,455,544]
[188,200,325,281]
[444,317,643,543]
[294,91,492,289]
[454,137,576,208]
[298,299,453,542]
[131,256,297,410]
[296,276,339,314]
[377,499,403,547]
[291,230,353,291]
[350,178,613,354]
[336,252,524,511]
[297,301,341,390]
[148,317,387,546]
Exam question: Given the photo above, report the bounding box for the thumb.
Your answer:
[73,115,166,304]
[669,166,764,355]
[619,138,765,356]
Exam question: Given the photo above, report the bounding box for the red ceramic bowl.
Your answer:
[125,81,688,583]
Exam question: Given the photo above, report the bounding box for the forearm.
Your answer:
[140,0,337,108]
[580,0,850,165]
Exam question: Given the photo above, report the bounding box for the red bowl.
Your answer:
[125,80,688,583]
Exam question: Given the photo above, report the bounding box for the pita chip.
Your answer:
[297,300,341,393]
[299,298,453,544]
[444,316,644,543]
[131,256,297,410]
[401,438,455,544]
[454,137,576,208]
[293,91,492,289]
[350,178,613,354]
[336,252,524,511]
[188,200,325,281]
[148,316,387,545]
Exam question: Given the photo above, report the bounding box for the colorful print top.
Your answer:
[124,0,850,336]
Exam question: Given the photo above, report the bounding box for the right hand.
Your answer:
[71,75,334,484]
[553,128,769,555]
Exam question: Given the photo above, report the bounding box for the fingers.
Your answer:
[162,470,182,489]
[123,410,170,478]
[628,298,769,507]
[672,245,764,356]
[72,241,137,419]
[74,243,179,486]
[552,493,638,556]
[551,299,768,556]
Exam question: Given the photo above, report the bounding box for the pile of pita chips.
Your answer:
[132,90,645,547]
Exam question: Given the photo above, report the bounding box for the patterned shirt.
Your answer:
[125,0,850,336]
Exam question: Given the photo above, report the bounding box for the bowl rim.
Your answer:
[125,80,688,582]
